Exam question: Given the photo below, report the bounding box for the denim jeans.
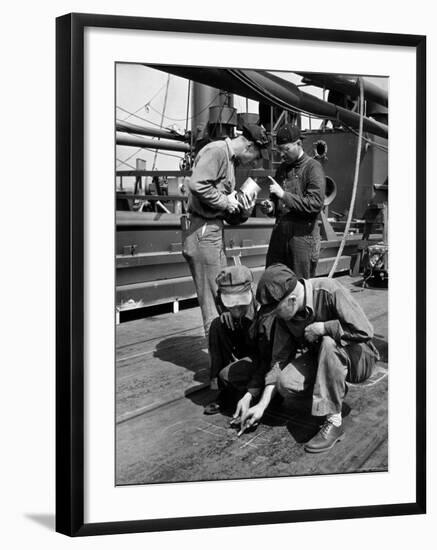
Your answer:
[182,215,227,339]
[266,220,321,278]
[275,335,378,416]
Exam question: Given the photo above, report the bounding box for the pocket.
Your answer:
[198,223,223,246]
[182,230,196,258]
[303,235,321,263]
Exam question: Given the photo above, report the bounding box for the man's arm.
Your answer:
[263,320,297,386]
[245,330,274,397]
[322,283,375,345]
[281,161,326,215]
[188,147,233,211]
[235,320,298,435]
[236,384,277,436]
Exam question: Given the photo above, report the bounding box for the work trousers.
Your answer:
[182,215,227,339]
[214,334,378,417]
[208,316,255,386]
[276,336,378,416]
[266,220,321,278]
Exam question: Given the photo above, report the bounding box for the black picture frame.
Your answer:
[56,12,426,537]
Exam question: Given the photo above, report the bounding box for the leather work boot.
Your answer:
[304,420,345,453]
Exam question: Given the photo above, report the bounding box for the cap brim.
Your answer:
[221,290,253,308]
[257,302,278,317]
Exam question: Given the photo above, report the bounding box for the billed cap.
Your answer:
[256,263,298,310]
[276,124,302,146]
[216,265,253,308]
[241,123,269,160]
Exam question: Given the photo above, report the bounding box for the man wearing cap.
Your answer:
[234,263,379,452]
[205,265,272,416]
[263,124,326,278]
[183,124,269,344]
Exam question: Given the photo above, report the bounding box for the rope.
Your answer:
[116,106,165,128]
[328,77,365,278]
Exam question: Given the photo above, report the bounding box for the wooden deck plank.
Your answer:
[116,307,203,349]
[115,275,388,483]
[116,350,209,419]
[116,376,388,484]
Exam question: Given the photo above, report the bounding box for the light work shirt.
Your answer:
[187,138,236,219]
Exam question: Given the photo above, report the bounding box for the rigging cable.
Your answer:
[116,147,143,168]
[116,106,165,128]
[340,121,388,153]
[328,77,365,278]
[120,81,167,121]
[146,91,221,123]
[152,75,171,171]
[116,158,136,169]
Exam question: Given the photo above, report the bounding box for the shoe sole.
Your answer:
[203,409,221,416]
[304,433,345,453]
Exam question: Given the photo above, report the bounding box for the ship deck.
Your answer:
[116,274,388,485]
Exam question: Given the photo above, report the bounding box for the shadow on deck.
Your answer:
[116,275,388,485]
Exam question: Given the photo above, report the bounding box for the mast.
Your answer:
[152,75,171,171]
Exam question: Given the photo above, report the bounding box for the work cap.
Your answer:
[216,265,253,308]
[256,263,298,308]
[276,124,302,146]
[241,123,269,160]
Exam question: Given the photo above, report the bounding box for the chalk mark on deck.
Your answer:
[194,427,223,437]
[240,431,269,449]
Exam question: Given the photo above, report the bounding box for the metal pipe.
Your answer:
[148,65,388,139]
[116,120,188,141]
[297,72,388,108]
[116,132,191,152]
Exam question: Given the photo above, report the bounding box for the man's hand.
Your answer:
[268,176,285,199]
[260,199,274,215]
[230,393,252,428]
[227,191,240,213]
[220,311,234,331]
[236,403,265,436]
[304,322,326,343]
[238,193,256,217]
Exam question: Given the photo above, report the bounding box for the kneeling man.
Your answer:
[236,263,379,452]
[205,265,272,415]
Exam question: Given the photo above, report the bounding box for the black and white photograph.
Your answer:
[1,0,433,545]
[115,63,389,486]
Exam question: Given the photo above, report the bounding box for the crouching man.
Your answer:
[205,265,273,416]
[235,263,379,453]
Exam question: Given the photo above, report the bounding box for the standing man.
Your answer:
[183,124,269,341]
[234,263,379,452]
[264,124,326,278]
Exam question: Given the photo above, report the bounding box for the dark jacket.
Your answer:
[271,152,326,224]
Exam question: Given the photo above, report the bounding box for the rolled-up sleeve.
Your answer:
[281,161,325,215]
[188,148,230,212]
[323,285,374,346]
